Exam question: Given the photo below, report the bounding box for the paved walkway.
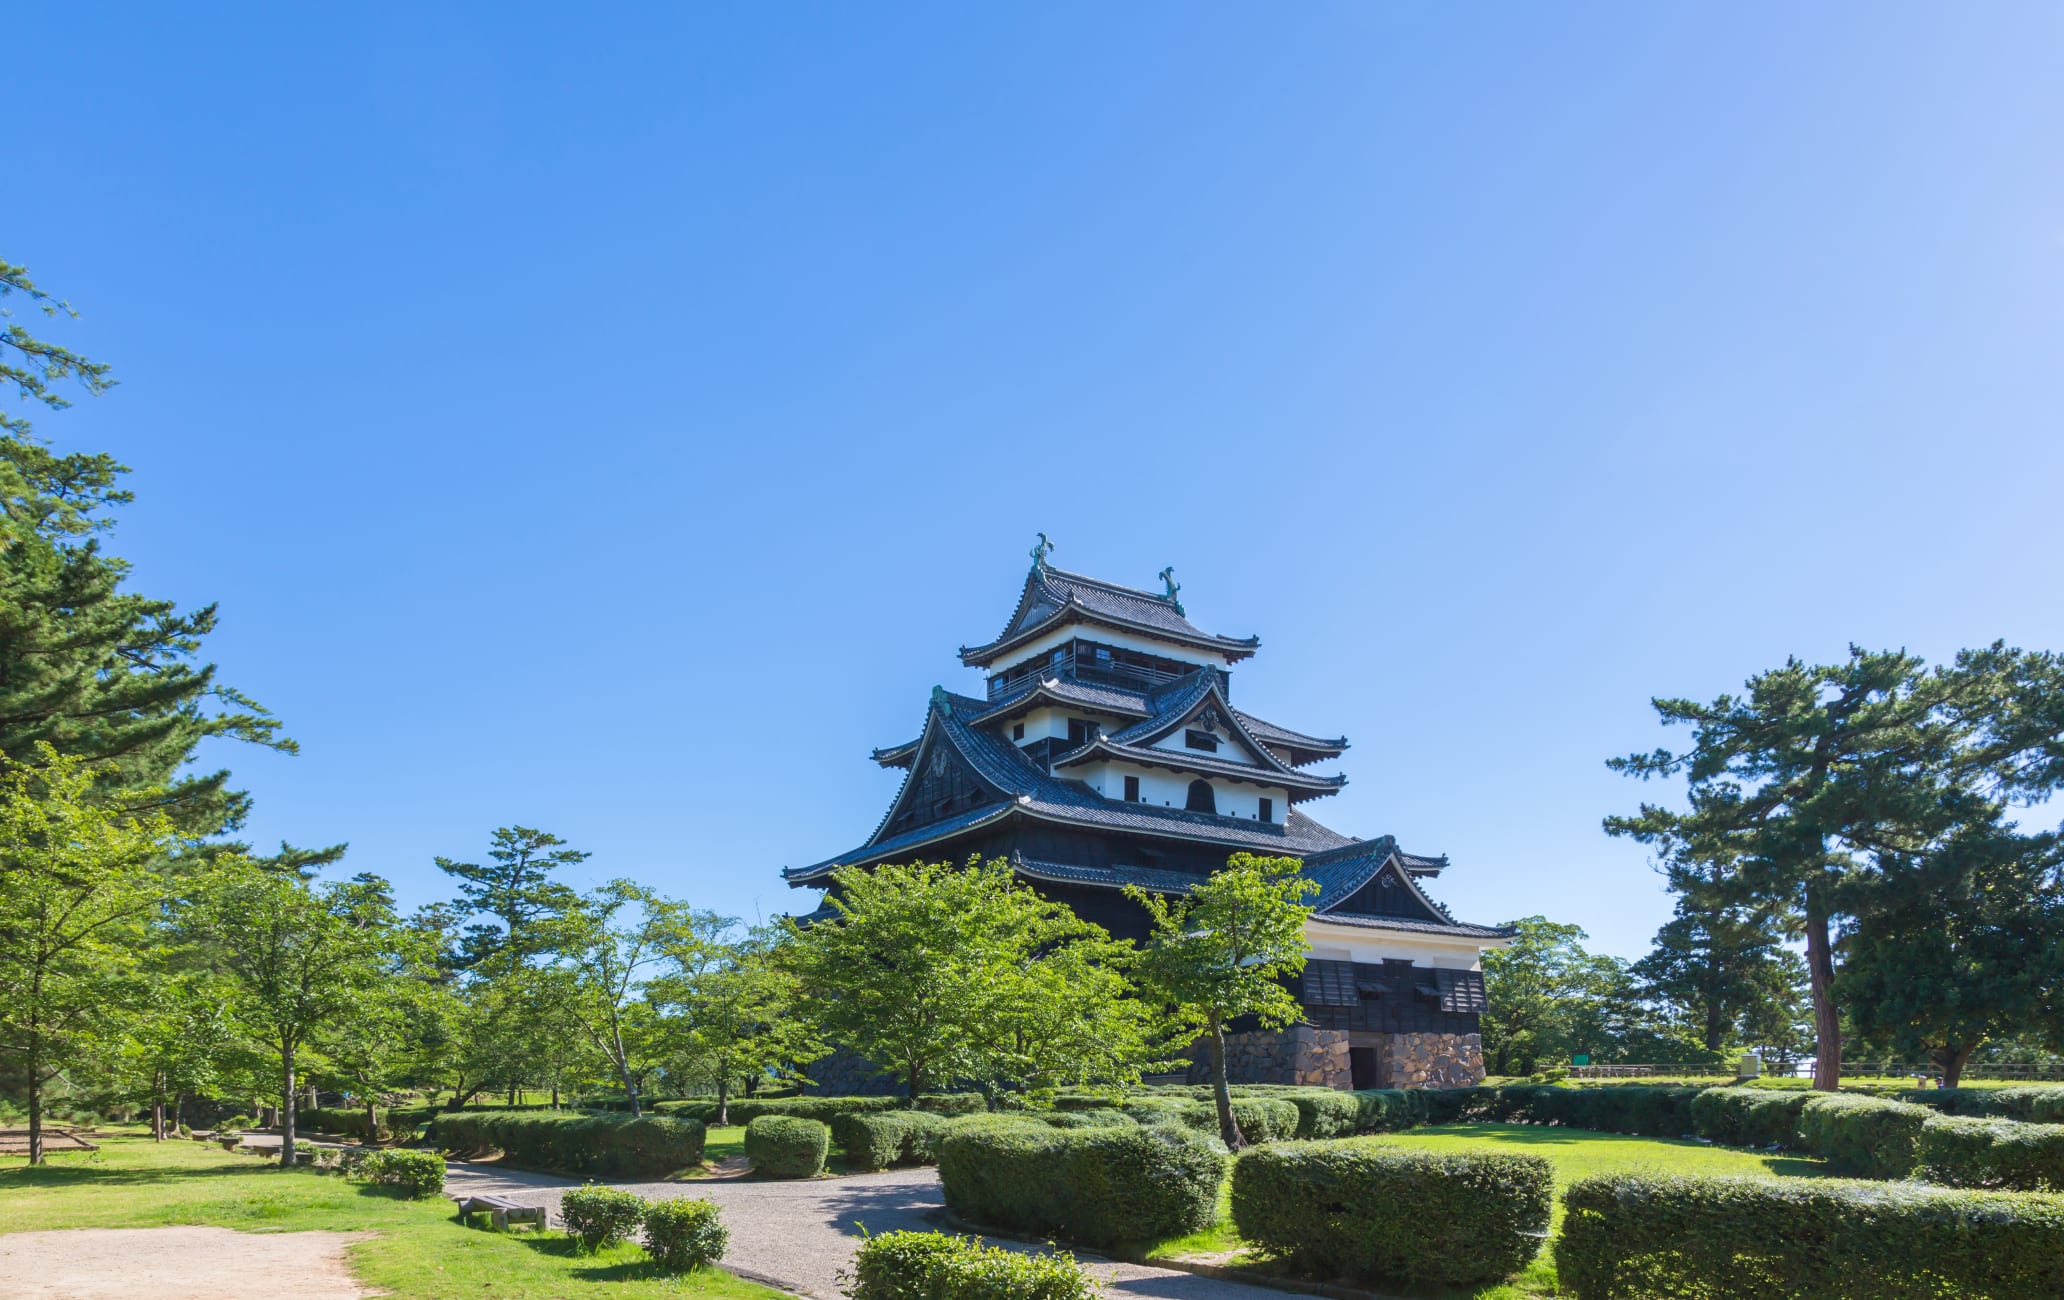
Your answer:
[443,1161,1292,1300]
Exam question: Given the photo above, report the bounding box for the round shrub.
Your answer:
[938,1119,1228,1249]
[1233,1139,1553,1286]
[642,1197,727,1273]
[1181,1096,1299,1143]
[355,1148,444,1197]
[745,1115,830,1178]
[1797,1094,1931,1178]
[833,1110,951,1170]
[1560,1172,2064,1299]
[1276,1087,1361,1138]
[1689,1087,1811,1148]
[845,1230,1095,1300]
[559,1185,648,1252]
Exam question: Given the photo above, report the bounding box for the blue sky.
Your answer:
[11,4,2063,958]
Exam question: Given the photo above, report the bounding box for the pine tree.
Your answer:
[435,826,585,967]
[1630,896,1794,1053]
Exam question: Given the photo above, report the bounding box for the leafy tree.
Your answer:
[198,867,398,1166]
[1606,647,2063,1089]
[120,971,232,1139]
[1840,825,2062,1086]
[1,258,295,840]
[785,857,1154,1107]
[554,880,701,1117]
[435,826,584,968]
[0,748,177,1162]
[1127,853,1315,1150]
[317,887,443,1138]
[650,920,817,1126]
[1479,916,1626,1076]
[1630,892,1797,1053]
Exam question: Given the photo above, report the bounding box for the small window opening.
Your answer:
[1012,722,1025,741]
[1184,729,1219,753]
[1258,797,1273,823]
[1123,775,1140,802]
[1067,718,1097,746]
[1185,780,1216,814]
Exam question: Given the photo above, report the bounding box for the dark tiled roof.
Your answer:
[1233,709,1349,762]
[1095,673,1347,795]
[1306,910,1517,940]
[1049,735,1348,799]
[973,677,1156,724]
[960,565,1261,667]
[1008,855,1205,896]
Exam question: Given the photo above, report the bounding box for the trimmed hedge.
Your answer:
[1232,1139,1553,1286]
[643,1197,727,1273]
[1183,1097,1299,1144]
[659,1094,988,1126]
[300,1106,390,1142]
[745,1115,829,1178]
[1918,1114,2064,1191]
[1560,1172,2064,1299]
[938,1120,1229,1248]
[355,1149,444,1197]
[560,1185,647,1251]
[431,1110,706,1178]
[834,1109,952,1170]
[1797,1093,1931,1178]
[1350,1089,1426,1133]
[845,1230,1095,1300]
[1689,1087,1812,1148]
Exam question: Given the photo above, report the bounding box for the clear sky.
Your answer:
[11,4,2064,958]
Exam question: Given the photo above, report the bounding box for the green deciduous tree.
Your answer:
[1479,916,1626,1077]
[650,920,818,1126]
[1127,853,1315,1150]
[555,880,703,1118]
[0,747,178,1162]
[198,867,399,1166]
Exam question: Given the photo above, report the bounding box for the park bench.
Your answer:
[453,1193,547,1232]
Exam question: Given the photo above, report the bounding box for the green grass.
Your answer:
[1146,1124,1831,1299]
[700,1125,747,1165]
[0,1130,778,1300]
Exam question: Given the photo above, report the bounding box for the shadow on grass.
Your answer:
[1408,1124,1828,1179]
[0,1159,265,1187]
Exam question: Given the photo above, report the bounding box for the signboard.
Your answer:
[1571,1054,1591,1066]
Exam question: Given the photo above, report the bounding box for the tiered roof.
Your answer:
[791,546,1512,945]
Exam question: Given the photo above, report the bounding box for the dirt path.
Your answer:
[0,1226,371,1300]
[445,1160,1297,1300]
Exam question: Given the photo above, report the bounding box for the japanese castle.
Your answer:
[785,538,1512,1090]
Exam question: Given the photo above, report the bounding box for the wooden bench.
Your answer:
[453,1193,547,1232]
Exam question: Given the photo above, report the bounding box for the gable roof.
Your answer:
[959,564,1261,668]
[1079,672,1345,796]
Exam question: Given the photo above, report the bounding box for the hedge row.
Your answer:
[430,1110,706,1177]
[1795,1094,1932,1178]
[846,1231,1095,1300]
[299,1107,389,1142]
[744,1115,829,1178]
[1560,1173,2064,1299]
[1689,1088,1813,1148]
[656,1093,988,1126]
[1232,1139,1553,1287]
[1917,1114,2064,1191]
[1900,1085,2064,1123]
[937,1120,1228,1248]
[834,1110,954,1170]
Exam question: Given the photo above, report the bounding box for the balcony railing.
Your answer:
[988,649,1225,700]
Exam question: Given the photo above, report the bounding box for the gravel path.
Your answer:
[443,1161,1293,1300]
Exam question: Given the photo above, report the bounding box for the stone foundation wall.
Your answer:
[1388,1031,1485,1088]
[1188,1025,1352,1089]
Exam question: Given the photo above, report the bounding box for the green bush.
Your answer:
[1119,1097,1194,1127]
[660,1093,987,1125]
[1797,1093,1931,1178]
[938,1120,1228,1248]
[430,1110,706,1178]
[1351,1089,1425,1133]
[354,1149,445,1197]
[1180,1096,1299,1143]
[1917,1114,2064,1191]
[560,1185,648,1252]
[1274,1087,1360,1138]
[844,1230,1095,1300]
[745,1115,829,1178]
[835,1110,952,1169]
[642,1197,727,1273]
[1559,1172,2064,1299]
[1232,1138,1553,1286]
[1038,1108,1135,1130]
[1689,1087,1811,1148]
[300,1107,384,1141]
[914,1094,990,1117]
[1986,1086,2064,1123]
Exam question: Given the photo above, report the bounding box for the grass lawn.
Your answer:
[0,1130,779,1300]
[1148,1124,1831,1300]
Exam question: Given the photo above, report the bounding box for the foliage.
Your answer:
[833,1109,952,1169]
[742,1115,829,1178]
[434,826,584,968]
[552,879,711,1117]
[0,749,179,1161]
[1687,1087,1811,1148]
[1794,1093,1931,1178]
[1559,1172,2064,1300]
[642,1197,728,1273]
[559,1185,649,1252]
[1232,1138,1553,1286]
[1606,646,2064,1091]
[936,1119,1228,1248]
[783,857,1158,1103]
[659,1094,903,1125]
[647,920,819,1126]
[1125,853,1314,1149]
[1630,895,1804,1054]
[844,1231,1097,1300]
[1916,1114,2064,1191]
[1479,916,1629,1077]
[432,1109,707,1178]
[355,1149,446,1198]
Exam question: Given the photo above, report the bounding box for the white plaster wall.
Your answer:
[1074,760,1289,823]
[1150,725,1260,766]
[1304,918,1507,970]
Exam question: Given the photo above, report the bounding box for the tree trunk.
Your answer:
[445,1080,482,1112]
[550,1084,559,1111]
[1207,1014,1246,1152]
[1936,1042,1979,1089]
[152,1097,166,1142]
[281,1038,299,1167]
[906,1061,924,1109]
[364,1094,379,1144]
[715,1077,731,1128]
[508,1084,517,1107]
[173,1093,185,1134]
[25,1029,44,1166]
[1804,889,1841,1092]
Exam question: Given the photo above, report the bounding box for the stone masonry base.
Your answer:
[1188,1027,1486,1090]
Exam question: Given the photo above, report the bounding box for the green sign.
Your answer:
[1571,1054,1591,1066]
